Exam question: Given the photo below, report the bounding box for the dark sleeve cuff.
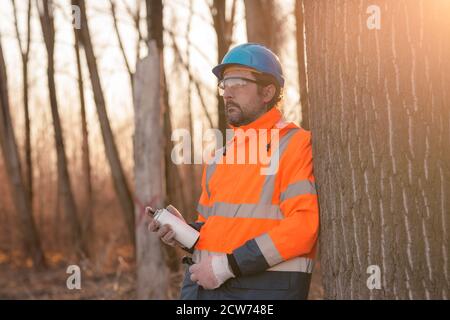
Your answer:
[231,239,270,276]
[189,222,205,232]
[227,253,242,277]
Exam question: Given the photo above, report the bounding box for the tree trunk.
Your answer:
[161,70,184,274]
[37,0,86,257]
[243,0,281,54]
[72,0,135,246]
[146,0,185,273]
[295,0,309,130]
[304,0,450,299]
[74,27,93,257]
[12,0,33,206]
[186,2,201,221]
[133,41,169,299]
[211,0,235,137]
[0,36,46,269]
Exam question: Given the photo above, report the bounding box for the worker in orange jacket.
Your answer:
[149,43,319,300]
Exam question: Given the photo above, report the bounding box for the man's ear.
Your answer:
[262,84,276,103]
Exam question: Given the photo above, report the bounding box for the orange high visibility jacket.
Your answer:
[192,107,319,277]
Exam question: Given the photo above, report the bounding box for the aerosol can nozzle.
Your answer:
[145,206,156,216]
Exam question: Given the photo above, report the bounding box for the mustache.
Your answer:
[226,102,241,110]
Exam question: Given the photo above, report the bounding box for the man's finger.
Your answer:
[162,230,175,243]
[165,239,176,246]
[190,273,198,282]
[189,264,199,274]
[156,224,171,238]
[148,220,160,232]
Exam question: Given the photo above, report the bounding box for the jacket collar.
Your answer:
[228,107,282,132]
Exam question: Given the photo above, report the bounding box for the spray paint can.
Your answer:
[149,207,200,249]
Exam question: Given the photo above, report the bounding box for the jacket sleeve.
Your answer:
[228,131,319,276]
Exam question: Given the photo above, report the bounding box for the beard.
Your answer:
[225,100,268,127]
[225,101,247,127]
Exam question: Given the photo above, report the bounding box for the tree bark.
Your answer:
[146,0,185,273]
[73,26,93,257]
[36,0,86,257]
[72,0,135,245]
[211,0,236,138]
[243,0,281,55]
[12,0,33,206]
[185,1,200,221]
[0,35,46,269]
[133,41,169,299]
[304,0,450,299]
[295,0,309,130]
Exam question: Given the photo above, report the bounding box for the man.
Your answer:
[148,43,319,300]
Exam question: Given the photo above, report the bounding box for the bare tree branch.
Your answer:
[11,0,24,55]
[109,0,133,87]
[167,29,214,129]
[120,0,144,68]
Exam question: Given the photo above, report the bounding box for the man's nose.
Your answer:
[223,86,233,100]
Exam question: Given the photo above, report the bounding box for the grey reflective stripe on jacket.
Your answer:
[197,202,283,220]
[258,128,299,204]
[193,249,314,273]
[280,180,317,202]
[204,148,223,198]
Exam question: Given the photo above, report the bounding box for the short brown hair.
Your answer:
[252,72,283,109]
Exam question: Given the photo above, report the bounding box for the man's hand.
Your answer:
[147,205,186,247]
[189,255,235,290]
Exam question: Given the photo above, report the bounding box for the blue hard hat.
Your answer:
[212,43,284,87]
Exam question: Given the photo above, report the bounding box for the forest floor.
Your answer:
[0,247,323,300]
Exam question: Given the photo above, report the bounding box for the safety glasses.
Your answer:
[217,77,260,96]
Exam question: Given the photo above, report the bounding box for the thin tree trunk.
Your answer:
[146,0,185,273]
[304,0,450,299]
[211,0,236,137]
[243,0,281,54]
[0,35,46,269]
[133,41,169,299]
[73,27,93,257]
[36,0,86,258]
[12,0,33,207]
[162,70,185,274]
[295,0,309,130]
[185,1,199,221]
[72,0,135,246]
